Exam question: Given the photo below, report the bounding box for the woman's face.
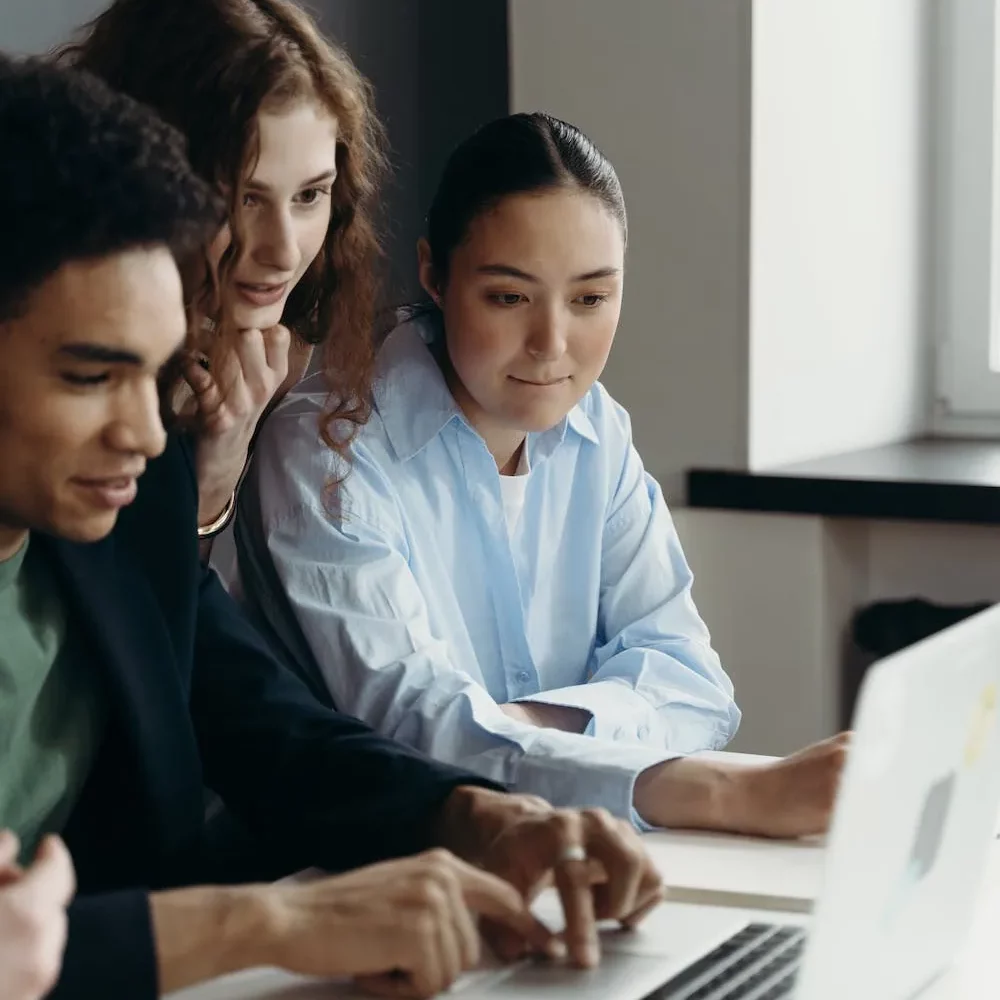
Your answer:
[208,98,338,331]
[427,188,625,437]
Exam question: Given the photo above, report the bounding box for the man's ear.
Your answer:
[417,238,444,308]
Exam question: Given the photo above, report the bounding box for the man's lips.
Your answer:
[72,473,143,510]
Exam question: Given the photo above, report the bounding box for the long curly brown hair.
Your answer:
[57,0,386,457]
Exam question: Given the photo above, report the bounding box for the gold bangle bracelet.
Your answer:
[197,491,237,539]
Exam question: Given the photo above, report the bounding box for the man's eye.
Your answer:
[61,372,109,386]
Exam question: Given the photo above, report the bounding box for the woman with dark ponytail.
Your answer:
[236,113,849,838]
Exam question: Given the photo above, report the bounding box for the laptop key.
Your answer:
[712,940,804,1000]
[642,924,806,1000]
[641,925,775,998]
[758,975,798,1000]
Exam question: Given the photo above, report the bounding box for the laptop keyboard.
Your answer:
[642,923,807,1000]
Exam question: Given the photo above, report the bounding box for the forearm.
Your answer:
[432,786,549,867]
[196,459,242,563]
[633,758,733,830]
[633,757,777,833]
[150,885,270,995]
[500,701,591,733]
[633,736,848,838]
[198,488,236,527]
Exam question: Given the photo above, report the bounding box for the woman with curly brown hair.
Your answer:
[57,0,386,547]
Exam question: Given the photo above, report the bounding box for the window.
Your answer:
[935,0,1000,429]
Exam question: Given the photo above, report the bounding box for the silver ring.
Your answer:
[557,845,587,865]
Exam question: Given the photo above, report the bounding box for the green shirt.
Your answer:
[0,536,106,863]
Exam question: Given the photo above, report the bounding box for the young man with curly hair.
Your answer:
[0,54,665,1000]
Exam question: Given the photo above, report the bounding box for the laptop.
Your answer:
[484,600,1000,1000]
[169,603,1000,1000]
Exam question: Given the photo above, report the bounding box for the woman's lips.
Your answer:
[509,375,571,387]
[235,281,288,307]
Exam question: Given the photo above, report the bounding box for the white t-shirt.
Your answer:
[498,446,530,532]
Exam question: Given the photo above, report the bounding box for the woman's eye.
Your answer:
[241,192,260,209]
[296,186,331,206]
[489,293,525,306]
[61,372,110,387]
[576,293,608,308]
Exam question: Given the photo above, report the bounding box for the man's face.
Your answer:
[0,247,186,557]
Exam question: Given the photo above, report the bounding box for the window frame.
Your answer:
[934,0,1000,432]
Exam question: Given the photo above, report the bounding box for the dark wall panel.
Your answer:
[311,0,508,301]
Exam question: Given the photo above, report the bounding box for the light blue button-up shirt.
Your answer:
[231,314,740,823]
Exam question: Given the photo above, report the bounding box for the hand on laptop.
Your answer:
[152,848,556,997]
[0,831,76,1000]
[442,790,665,970]
[634,732,851,839]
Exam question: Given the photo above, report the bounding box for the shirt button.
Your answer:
[517,671,531,684]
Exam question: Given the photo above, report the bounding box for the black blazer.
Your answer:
[42,435,496,999]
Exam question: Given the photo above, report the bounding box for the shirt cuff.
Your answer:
[586,717,662,831]
[517,679,736,753]
[630,805,660,833]
[514,700,669,830]
[508,734,679,827]
[515,680,662,743]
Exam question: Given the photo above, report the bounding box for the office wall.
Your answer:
[674,508,860,755]
[2,0,107,53]
[509,0,752,500]
[748,0,933,469]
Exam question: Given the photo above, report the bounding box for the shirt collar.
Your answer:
[375,312,463,462]
[375,310,600,462]
[0,534,29,592]
[566,403,600,446]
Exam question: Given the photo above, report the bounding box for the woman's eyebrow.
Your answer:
[476,263,621,282]
[245,169,337,193]
[572,266,621,281]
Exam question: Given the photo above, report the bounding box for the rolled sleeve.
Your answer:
[51,890,157,1000]
[519,462,740,757]
[581,435,741,754]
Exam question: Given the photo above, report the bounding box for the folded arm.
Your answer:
[258,496,671,821]
[516,442,741,754]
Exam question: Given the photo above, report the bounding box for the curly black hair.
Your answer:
[0,53,224,319]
